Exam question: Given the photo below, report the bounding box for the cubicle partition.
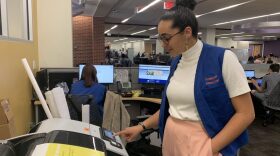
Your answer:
[37,64,271,93]
[242,64,270,78]
[38,67,163,92]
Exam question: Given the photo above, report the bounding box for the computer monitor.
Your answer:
[138,64,170,84]
[36,69,48,92]
[245,70,255,78]
[79,65,114,84]
[49,72,79,90]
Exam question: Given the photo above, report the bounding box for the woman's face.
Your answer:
[158,20,192,57]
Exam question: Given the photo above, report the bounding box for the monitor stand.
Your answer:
[142,84,164,97]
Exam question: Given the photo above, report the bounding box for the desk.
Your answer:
[122,97,161,120]
[122,97,161,105]
[34,100,42,124]
[33,97,161,124]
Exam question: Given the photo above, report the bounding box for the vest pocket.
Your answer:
[201,83,234,126]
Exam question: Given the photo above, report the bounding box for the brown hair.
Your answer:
[270,64,280,72]
[81,64,98,87]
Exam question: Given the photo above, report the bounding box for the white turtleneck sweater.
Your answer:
[166,40,250,121]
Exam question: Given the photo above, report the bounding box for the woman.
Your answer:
[71,64,106,109]
[116,0,255,156]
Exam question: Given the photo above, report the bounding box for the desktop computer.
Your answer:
[138,64,170,84]
[49,72,78,91]
[138,64,170,98]
[79,65,114,84]
[245,70,255,79]
[36,69,48,92]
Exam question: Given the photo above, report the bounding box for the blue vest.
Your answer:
[159,43,248,156]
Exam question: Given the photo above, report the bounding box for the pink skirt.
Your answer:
[162,116,222,156]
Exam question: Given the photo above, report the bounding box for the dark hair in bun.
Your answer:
[176,0,197,11]
[160,0,198,38]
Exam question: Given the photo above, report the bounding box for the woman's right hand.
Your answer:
[115,125,144,142]
[251,79,258,86]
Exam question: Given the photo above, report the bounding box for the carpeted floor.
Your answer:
[240,117,280,156]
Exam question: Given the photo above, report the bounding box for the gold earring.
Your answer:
[185,41,189,51]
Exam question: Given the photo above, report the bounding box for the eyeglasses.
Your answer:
[158,31,183,45]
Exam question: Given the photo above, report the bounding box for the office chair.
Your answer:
[67,94,103,127]
[262,81,280,127]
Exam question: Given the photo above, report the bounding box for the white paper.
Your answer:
[51,87,71,119]
[115,69,129,82]
[31,143,48,156]
[82,105,90,123]
[45,91,60,118]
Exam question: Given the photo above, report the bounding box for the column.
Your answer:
[73,16,93,66]
[92,17,105,64]
[201,28,216,45]
[156,39,164,54]
[72,16,106,66]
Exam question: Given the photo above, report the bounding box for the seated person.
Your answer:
[247,56,254,64]
[71,64,107,109]
[251,64,280,102]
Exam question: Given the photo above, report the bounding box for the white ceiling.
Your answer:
[101,0,280,38]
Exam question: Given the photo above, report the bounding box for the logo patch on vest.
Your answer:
[205,75,220,85]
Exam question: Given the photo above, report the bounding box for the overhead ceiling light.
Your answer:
[121,17,131,23]
[149,27,157,30]
[196,0,255,18]
[119,38,128,41]
[104,29,111,34]
[130,41,135,43]
[263,36,277,38]
[214,0,254,13]
[138,0,162,13]
[262,36,277,40]
[232,21,280,34]
[111,25,118,30]
[243,35,254,37]
[220,37,229,39]
[213,12,280,26]
[216,32,244,37]
[113,40,119,42]
[104,25,118,34]
[198,32,202,35]
[131,30,147,35]
[144,39,150,41]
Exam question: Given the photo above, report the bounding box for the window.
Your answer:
[0,0,33,40]
[0,0,8,36]
[0,3,2,35]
